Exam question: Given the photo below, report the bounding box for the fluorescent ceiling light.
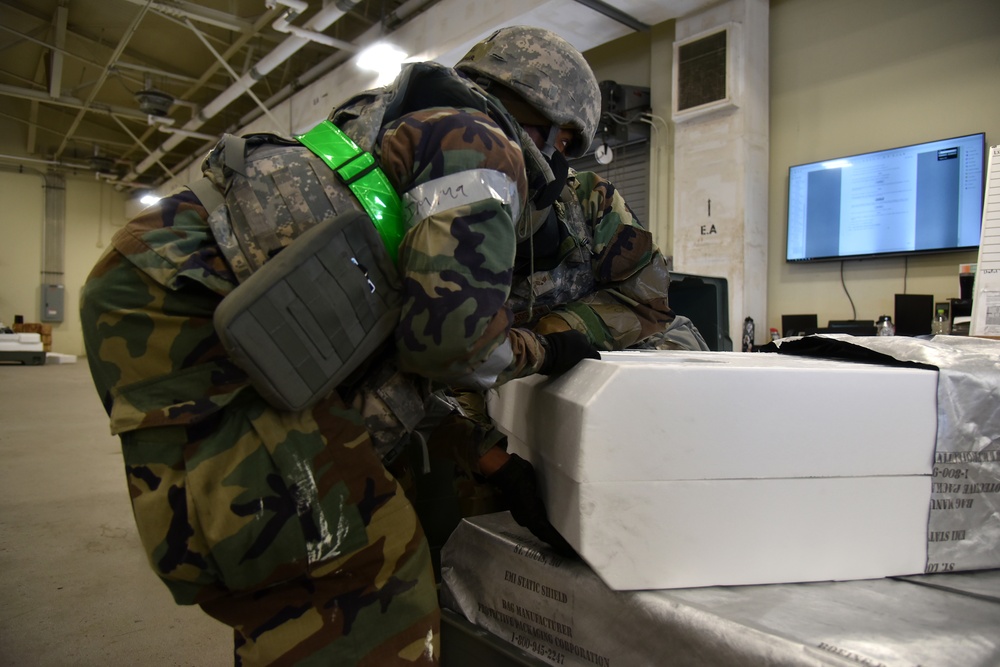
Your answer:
[140,194,161,206]
[357,42,408,85]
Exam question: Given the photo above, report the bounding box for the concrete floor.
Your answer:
[0,360,232,665]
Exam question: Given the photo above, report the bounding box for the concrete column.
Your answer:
[671,0,769,347]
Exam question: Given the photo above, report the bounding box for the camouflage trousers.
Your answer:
[81,192,439,664]
[122,389,440,665]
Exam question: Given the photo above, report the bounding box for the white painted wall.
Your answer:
[767,0,999,333]
[0,170,125,356]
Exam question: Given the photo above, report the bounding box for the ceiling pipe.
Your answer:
[268,0,360,52]
[123,0,364,183]
[236,0,437,130]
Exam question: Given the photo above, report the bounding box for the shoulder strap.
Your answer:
[296,120,406,262]
[187,175,257,281]
[187,175,225,213]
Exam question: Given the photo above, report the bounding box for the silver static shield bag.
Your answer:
[441,512,1000,667]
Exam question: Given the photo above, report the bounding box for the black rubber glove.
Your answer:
[538,330,601,376]
[488,453,576,557]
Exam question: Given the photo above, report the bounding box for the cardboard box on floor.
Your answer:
[12,322,52,351]
[489,350,942,590]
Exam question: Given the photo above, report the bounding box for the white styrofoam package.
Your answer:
[0,332,43,350]
[0,332,46,365]
[489,350,941,590]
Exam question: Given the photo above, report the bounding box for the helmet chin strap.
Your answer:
[531,125,569,209]
[534,147,568,211]
[541,125,561,159]
[511,123,569,241]
[515,127,568,325]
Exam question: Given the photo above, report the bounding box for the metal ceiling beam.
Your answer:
[54,1,153,159]
[115,5,286,166]
[183,17,284,131]
[0,107,138,149]
[0,83,152,123]
[113,61,213,87]
[118,0,255,33]
[0,24,105,70]
[125,0,365,182]
[0,3,237,87]
[112,116,176,179]
[570,0,649,32]
[27,58,45,154]
[49,2,67,98]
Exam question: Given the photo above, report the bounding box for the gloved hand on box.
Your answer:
[538,330,601,376]
[488,453,576,557]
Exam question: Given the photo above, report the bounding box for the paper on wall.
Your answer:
[971,145,1000,336]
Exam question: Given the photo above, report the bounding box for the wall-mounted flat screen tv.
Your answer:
[785,132,985,262]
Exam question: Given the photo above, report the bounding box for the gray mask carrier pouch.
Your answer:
[213,209,402,412]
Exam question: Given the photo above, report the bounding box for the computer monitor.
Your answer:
[781,314,818,338]
[826,320,877,336]
[894,294,934,336]
[785,132,986,263]
[668,273,733,351]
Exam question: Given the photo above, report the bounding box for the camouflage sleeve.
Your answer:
[376,107,544,388]
[537,171,675,350]
[81,191,247,432]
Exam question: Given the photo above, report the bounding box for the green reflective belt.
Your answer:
[297,120,406,263]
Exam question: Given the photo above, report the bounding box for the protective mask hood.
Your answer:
[515,125,569,242]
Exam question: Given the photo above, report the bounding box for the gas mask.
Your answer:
[515,124,570,243]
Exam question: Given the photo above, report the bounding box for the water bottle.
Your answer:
[742,317,754,352]
[930,307,950,335]
[876,315,895,336]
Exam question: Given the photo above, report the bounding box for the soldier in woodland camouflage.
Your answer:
[396,28,707,559]
[81,25,616,666]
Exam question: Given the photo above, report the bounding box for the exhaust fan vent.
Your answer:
[89,154,116,173]
[136,89,174,116]
[672,23,741,122]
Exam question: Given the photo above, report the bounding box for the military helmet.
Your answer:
[456,26,600,158]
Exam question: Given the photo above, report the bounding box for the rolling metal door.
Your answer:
[570,140,650,227]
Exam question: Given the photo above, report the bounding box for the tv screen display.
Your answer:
[785,132,985,262]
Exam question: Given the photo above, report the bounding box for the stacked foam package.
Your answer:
[489,350,944,590]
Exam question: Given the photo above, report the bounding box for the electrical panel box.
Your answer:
[600,81,651,116]
[41,284,64,322]
[597,81,651,145]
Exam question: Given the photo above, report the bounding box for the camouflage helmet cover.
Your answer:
[456,26,600,158]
